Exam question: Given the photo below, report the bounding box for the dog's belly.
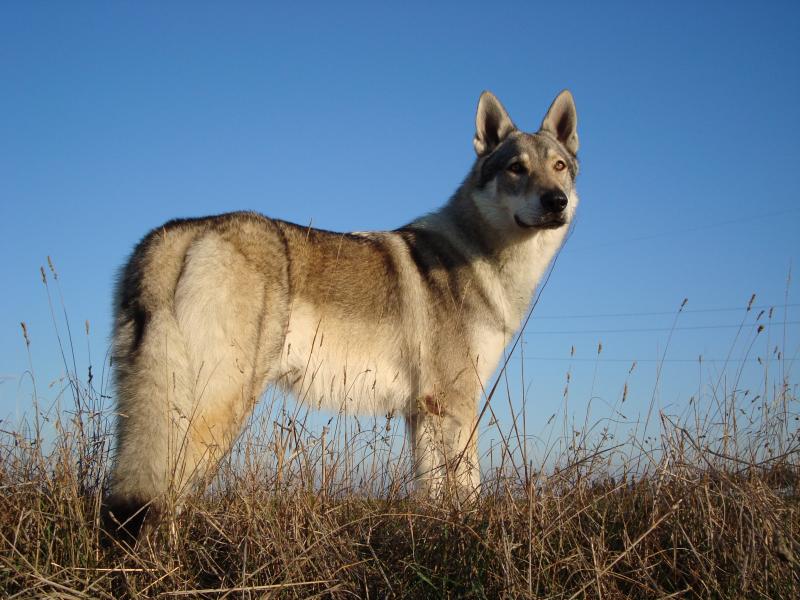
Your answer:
[278,301,413,415]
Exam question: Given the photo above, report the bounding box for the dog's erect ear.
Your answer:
[540,90,579,155]
[474,91,516,157]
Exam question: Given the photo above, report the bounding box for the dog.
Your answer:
[104,90,580,539]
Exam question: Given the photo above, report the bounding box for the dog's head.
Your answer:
[470,90,579,236]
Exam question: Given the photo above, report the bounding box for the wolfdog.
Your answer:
[105,90,580,539]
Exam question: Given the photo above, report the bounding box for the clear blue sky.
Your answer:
[2,2,798,458]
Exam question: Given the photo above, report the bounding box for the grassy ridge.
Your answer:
[2,368,797,598]
[2,273,798,597]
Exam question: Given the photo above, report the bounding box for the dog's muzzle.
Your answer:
[515,190,570,230]
[540,190,569,213]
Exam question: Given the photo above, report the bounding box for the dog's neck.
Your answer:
[412,186,571,333]
[491,219,570,329]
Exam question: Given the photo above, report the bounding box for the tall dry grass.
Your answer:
[1,263,798,598]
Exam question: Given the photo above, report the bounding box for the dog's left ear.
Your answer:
[474,91,516,157]
[540,90,579,155]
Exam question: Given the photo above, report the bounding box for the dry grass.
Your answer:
[2,272,798,598]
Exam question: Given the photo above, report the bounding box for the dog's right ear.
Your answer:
[474,91,516,157]
[540,90,579,155]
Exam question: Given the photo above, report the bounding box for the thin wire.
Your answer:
[523,321,799,335]
[520,356,783,364]
[565,207,800,252]
[532,303,799,320]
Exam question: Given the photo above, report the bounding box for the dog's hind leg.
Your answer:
[168,230,292,499]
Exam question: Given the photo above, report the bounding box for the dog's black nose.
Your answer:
[540,190,568,213]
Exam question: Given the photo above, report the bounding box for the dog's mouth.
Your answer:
[514,214,567,230]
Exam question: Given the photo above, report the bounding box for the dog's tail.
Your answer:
[103,218,291,542]
[104,226,200,542]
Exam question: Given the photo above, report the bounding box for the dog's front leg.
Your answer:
[407,391,480,500]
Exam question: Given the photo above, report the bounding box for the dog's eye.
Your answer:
[506,162,525,175]
[554,160,567,172]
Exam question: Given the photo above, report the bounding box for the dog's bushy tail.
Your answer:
[103,217,292,542]
[104,228,199,541]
